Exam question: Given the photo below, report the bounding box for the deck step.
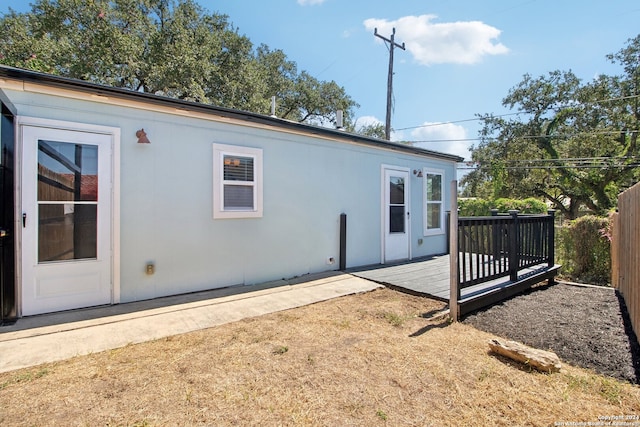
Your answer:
[458,264,561,316]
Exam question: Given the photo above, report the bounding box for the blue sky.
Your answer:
[2,0,639,161]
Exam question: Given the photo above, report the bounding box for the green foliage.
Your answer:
[493,197,548,214]
[272,345,288,355]
[0,368,49,390]
[462,35,640,219]
[382,312,405,327]
[458,197,547,216]
[0,0,358,126]
[458,198,493,216]
[354,122,386,139]
[557,215,611,285]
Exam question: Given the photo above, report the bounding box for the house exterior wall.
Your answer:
[2,85,457,304]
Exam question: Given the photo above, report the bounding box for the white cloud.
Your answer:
[355,115,382,128]
[364,15,508,65]
[410,122,471,160]
[297,0,326,5]
[355,116,470,159]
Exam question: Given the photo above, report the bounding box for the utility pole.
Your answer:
[374,27,405,140]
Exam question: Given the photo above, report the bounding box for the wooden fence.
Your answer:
[611,182,640,338]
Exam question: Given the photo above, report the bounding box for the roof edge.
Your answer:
[0,65,464,162]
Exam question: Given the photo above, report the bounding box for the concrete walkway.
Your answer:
[0,272,382,373]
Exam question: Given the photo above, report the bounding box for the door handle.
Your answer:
[23,213,27,228]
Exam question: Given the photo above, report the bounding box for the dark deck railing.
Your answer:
[456,210,555,299]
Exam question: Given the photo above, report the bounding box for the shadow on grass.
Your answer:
[420,308,449,318]
[487,351,546,375]
[409,321,449,337]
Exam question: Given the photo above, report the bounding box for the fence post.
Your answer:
[508,210,519,281]
[339,213,347,271]
[449,181,459,322]
[611,210,619,288]
[547,209,555,268]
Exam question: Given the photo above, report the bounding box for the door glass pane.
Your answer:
[38,140,98,202]
[38,204,97,262]
[389,206,405,233]
[389,177,405,204]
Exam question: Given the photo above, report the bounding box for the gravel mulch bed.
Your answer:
[462,283,640,384]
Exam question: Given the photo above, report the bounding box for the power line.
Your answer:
[457,156,640,170]
[397,93,640,132]
[458,163,640,170]
[396,113,522,131]
[500,156,640,163]
[410,138,479,143]
[408,129,640,144]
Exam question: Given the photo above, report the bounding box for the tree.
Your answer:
[462,36,640,219]
[0,0,358,126]
[352,122,387,139]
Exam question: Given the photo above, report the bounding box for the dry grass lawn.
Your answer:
[1,288,639,426]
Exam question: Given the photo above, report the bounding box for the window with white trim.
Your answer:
[213,143,263,219]
[424,168,444,235]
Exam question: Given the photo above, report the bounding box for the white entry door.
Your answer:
[383,167,410,263]
[21,125,113,316]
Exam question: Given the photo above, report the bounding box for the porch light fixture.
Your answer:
[136,128,150,144]
[413,169,423,178]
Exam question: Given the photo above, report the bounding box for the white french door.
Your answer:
[21,125,113,316]
[383,167,410,263]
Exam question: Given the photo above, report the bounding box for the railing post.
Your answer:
[547,209,555,268]
[446,210,450,255]
[508,210,519,281]
[449,181,459,322]
[491,209,499,262]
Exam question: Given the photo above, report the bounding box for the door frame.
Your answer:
[380,164,411,264]
[0,91,17,323]
[15,116,121,316]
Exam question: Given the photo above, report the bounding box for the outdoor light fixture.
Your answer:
[413,169,423,178]
[136,128,150,144]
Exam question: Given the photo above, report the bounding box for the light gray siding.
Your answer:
[5,87,457,303]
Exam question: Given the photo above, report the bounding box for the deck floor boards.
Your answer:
[348,255,451,300]
[348,255,559,305]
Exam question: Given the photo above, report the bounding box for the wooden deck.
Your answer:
[348,256,451,300]
[348,255,560,316]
